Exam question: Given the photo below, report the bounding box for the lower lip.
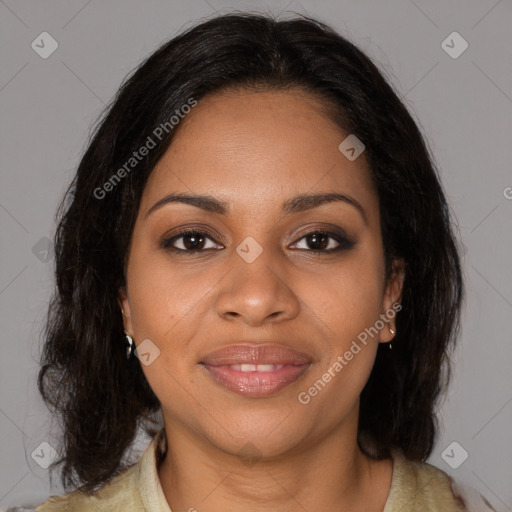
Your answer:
[202,364,311,397]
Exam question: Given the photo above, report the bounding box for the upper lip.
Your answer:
[200,343,313,366]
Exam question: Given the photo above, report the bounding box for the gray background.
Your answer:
[1,0,511,510]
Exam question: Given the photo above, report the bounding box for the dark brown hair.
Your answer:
[38,11,464,494]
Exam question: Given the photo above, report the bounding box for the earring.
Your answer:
[124,332,134,360]
[389,327,396,350]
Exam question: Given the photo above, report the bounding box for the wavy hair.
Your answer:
[38,11,465,494]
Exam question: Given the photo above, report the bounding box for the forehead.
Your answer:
[140,88,378,220]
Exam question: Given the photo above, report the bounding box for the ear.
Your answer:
[118,285,134,336]
[378,258,405,343]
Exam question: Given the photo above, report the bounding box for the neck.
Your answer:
[157,409,393,512]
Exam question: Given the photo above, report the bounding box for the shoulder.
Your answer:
[31,461,144,512]
[385,448,496,512]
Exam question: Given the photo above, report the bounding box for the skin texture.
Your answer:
[119,88,405,512]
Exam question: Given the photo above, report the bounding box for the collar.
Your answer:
[137,427,172,512]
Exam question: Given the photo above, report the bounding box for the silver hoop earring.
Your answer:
[389,327,396,350]
[124,332,134,360]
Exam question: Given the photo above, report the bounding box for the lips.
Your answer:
[201,344,312,366]
[200,344,312,398]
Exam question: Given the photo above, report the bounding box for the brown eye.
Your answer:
[304,232,331,250]
[161,228,355,255]
[162,230,222,253]
[292,230,355,253]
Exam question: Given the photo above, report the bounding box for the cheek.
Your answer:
[300,258,384,411]
[306,249,385,340]
[126,251,204,339]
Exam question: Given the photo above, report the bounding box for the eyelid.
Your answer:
[161,223,226,243]
[290,223,351,243]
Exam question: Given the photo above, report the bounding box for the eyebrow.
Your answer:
[145,191,368,224]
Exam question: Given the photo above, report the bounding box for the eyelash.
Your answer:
[161,228,355,255]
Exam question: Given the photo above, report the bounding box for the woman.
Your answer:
[16,11,494,512]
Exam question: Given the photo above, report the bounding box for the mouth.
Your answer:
[200,344,313,398]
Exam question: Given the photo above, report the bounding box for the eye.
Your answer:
[161,228,355,255]
[291,230,355,253]
[161,230,223,253]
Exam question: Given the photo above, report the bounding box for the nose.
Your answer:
[214,245,300,327]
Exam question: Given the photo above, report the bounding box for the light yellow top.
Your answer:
[31,428,493,512]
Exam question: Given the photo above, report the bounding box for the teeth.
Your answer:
[230,364,284,372]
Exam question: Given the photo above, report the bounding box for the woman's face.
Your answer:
[119,88,404,458]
